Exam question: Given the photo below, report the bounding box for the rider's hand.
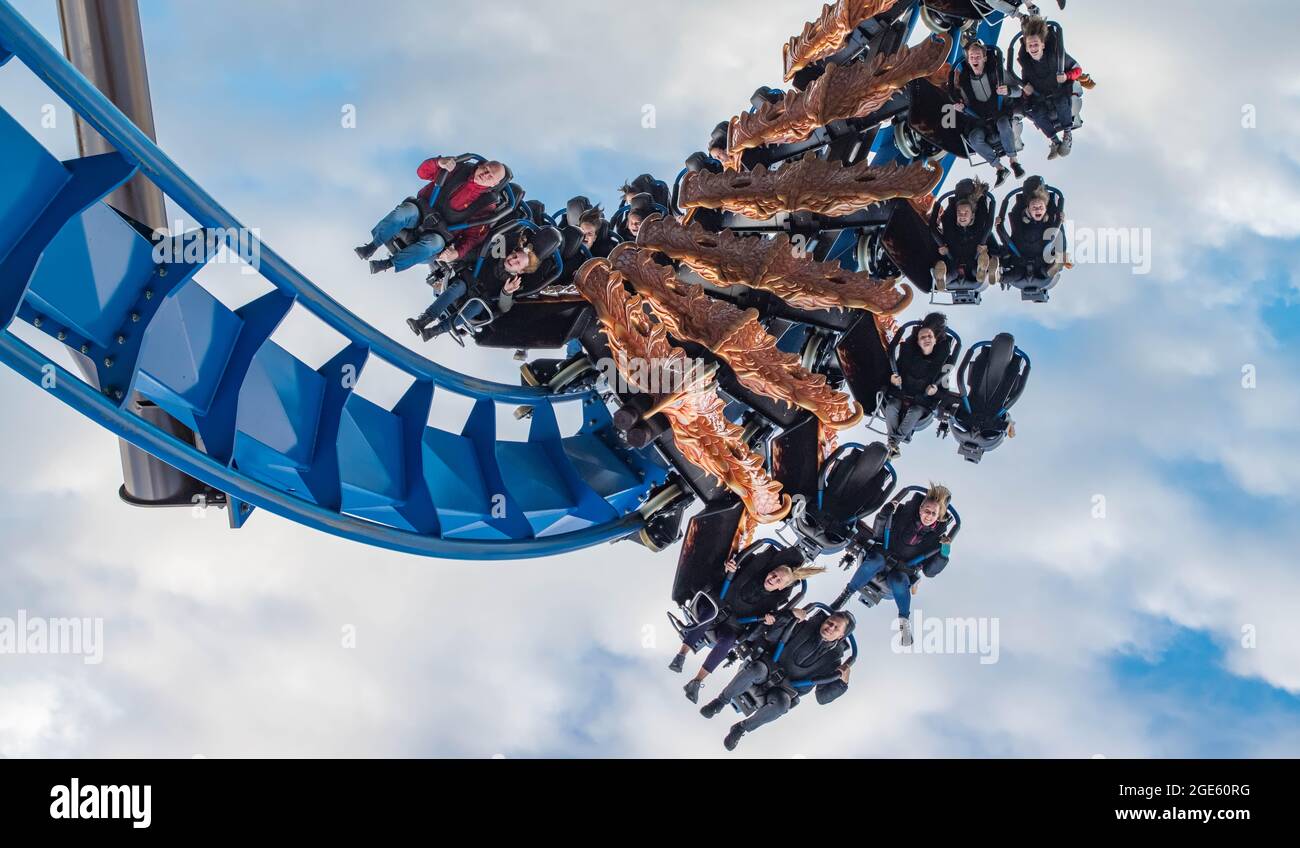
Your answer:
[792,607,809,621]
[938,245,949,255]
[438,157,457,171]
[890,374,903,387]
[940,534,952,545]
[926,384,938,396]
[838,664,852,683]
[996,84,1009,96]
[1023,83,1034,95]
[723,557,738,574]
[503,275,522,294]
[1007,422,1017,439]
[1056,73,1067,84]
[952,102,965,112]
[763,614,776,626]
[439,247,459,263]
[910,583,919,596]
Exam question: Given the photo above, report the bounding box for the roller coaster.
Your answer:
[2,0,1087,746]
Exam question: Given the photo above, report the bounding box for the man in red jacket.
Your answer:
[356,156,509,274]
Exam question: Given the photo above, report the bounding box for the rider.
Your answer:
[1009,16,1092,159]
[357,156,509,274]
[951,39,1024,187]
[577,206,619,258]
[407,230,540,340]
[699,608,854,751]
[932,179,996,291]
[883,313,956,457]
[668,545,825,704]
[833,484,953,647]
[997,183,1065,287]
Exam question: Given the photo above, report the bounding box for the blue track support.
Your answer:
[0,0,663,560]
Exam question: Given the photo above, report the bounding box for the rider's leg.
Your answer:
[887,569,914,619]
[738,688,793,733]
[367,201,420,250]
[390,232,447,273]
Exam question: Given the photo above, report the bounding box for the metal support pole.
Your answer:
[57,0,211,508]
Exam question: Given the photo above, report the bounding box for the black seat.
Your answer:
[793,443,896,553]
[951,333,1030,462]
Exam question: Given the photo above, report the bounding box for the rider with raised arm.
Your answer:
[356,156,508,274]
[1009,16,1092,159]
[669,544,825,704]
[832,485,954,647]
[699,608,854,751]
[407,230,540,340]
[951,39,1024,187]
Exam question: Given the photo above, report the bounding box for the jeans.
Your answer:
[370,201,447,271]
[716,660,793,733]
[885,396,928,443]
[966,115,1020,162]
[1026,93,1074,139]
[845,551,913,618]
[424,279,490,336]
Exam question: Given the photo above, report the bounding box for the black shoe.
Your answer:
[700,699,725,719]
[1011,161,1026,179]
[419,325,442,343]
[668,653,686,673]
[683,679,702,703]
[723,723,746,751]
[993,165,1009,189]
[369,259,393,274]
[355,242,378,260]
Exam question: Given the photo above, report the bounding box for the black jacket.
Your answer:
[764,611,849,704]
[872,494,949,577]
[892,333,954,399]
[722,545,803,621]
[1011,33,1078,99]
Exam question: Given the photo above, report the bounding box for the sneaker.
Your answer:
[406,317,425,336]
[976,245,990,282]
[1057,133,1073,157]
[1046,140,1062,161]
[668,653,686,674]
[355,243,378,260]
[700,699,726,719]
[994,165,1010,188]
[724,723,746,751]
[898,617,914,648]
[369,258,393,274]
[419,324,443,343]
[989,255,1002,285]
[887,440,902,460]
[1011,161,1026,179]
[932,260,948,292]
[683,679,703,703]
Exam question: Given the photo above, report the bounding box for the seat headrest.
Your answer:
[560,225,585,257]
[529,225,563,259]
[750,86,783,110]
[709,121,729,151]
[566,196,593,227]
[628,192,656,215]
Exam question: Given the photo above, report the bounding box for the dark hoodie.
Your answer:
[764,610,851,704]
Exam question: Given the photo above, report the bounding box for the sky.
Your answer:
[1,0,1299,757]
